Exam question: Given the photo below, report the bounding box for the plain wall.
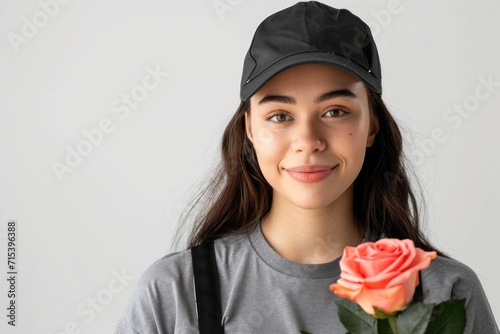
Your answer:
[1,0,499,332]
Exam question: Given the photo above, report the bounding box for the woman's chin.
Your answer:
[286,196,339,211]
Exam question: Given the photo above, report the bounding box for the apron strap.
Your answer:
[191,241,223,334]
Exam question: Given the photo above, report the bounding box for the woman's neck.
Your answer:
[260,186,363,264]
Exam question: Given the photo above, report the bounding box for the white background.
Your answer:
[1,0,499,333]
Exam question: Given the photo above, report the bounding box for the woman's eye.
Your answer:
[266,113,292,123]
[325,108,348,117]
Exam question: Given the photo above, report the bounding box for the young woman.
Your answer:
[114,2,499,333]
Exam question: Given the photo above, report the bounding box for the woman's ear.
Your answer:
[366,114,379,147]
[245,112,254,144]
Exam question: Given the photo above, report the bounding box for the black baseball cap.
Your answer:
[240,1,382,101]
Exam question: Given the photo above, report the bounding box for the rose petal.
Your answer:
[334,277,364,291]
[377,240,416,276]
[354,285,406,315]
[362,271,400,288]
[330,282,362,300]
[356,257,399,277]
[387,250,437,287]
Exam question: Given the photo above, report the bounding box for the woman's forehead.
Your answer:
[251,64,367,101]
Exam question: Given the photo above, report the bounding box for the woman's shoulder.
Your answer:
[114,250,198,333]
[423,255,479,281]
[138,249,193,284]
[421,255,484,298]
[420,255,499,333]
[130,249,196,301]
[131,232,251,291]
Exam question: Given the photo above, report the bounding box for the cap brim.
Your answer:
[240,52,382,101]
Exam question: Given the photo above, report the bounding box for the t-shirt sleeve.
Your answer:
[422,256,499,334]
[113,266,163,334]
[113,251,198,334]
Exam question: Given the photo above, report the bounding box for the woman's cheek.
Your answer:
[328,123,359,143]
[253,127,285,154]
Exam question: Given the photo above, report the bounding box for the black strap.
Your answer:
[191,241,223,334]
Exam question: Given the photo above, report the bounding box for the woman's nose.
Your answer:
[291,119,326,154]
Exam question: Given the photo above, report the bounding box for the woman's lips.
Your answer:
[285,165,337,183]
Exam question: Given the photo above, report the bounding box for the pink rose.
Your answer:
[330,238,437,315]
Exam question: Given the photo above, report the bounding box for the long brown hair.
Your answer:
[176,89,439,253]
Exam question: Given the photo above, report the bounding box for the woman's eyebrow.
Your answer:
[258,95,296,105]
[315,89,357,103]
[257,89,357,105]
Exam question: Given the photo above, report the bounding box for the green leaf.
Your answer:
[397,302,434,334]
[299,331,311,334]
[377,318,394,334]
[335,298,377,334]
[424,299,466,334]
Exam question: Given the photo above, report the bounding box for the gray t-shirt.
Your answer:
[114,224,499,333]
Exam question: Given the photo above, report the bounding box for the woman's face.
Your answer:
[246,63,378,210]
